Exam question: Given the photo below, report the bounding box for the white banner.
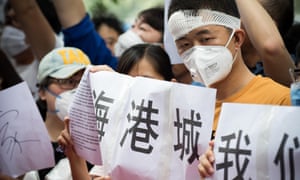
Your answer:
[70,68,217,180]
[210,103,300,180]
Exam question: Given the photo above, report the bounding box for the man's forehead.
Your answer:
[175,25,227,41]
[168,9,240,41]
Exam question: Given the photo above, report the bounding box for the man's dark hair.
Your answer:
[92,14,124,35]
[168,0,240,19]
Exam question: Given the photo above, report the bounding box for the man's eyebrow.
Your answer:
[195,29,211,36]
[176,28,212,41]
[176,37,187,41]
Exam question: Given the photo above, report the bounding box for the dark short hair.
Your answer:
[168,0,240,19]
[117,44,174,81]
[92,14,124,35]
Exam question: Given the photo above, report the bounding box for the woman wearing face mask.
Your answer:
[114,7,164,57]
[57,44,176,180]
[36,47,92,179]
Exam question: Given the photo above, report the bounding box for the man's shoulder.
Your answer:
[253,76,289,91]
[248,75,291,105]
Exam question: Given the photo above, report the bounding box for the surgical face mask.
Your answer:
[0,26,30,58]
[114,30,145,57]
[181,31,237,86]
[55,89,76,121]
[45,88,76,120]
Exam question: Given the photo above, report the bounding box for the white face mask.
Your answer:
[114,30,145,57]
[54,89,76,121]
[181,31,237,86]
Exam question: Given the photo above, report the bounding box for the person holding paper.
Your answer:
[167,0,291,136]
[166,0,291,178]
[36,47,91,179]
[58,44,176,180]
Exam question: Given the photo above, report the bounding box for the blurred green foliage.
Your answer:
[84,0,163,25]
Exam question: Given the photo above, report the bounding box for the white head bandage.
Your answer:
[168,9,241,40]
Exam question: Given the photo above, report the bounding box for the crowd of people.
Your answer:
[0,0,299,179]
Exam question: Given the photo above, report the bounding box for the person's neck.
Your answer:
[44,112,64,142]
[242,48,261,68]
[211,57,255,101]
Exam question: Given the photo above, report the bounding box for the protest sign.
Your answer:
[211,103,300,180]
[70,69,216,180]
[0,82,54,177]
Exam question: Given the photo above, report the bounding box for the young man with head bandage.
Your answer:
[167,0,291,178]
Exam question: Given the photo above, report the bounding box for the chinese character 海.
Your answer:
[120,99,159,154]
[93,90,114,141]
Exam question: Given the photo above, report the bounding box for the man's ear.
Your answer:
[233,29,245,49]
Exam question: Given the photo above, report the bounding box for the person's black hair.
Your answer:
[138,7,164,38]
[260,0,294,37]
[117,44,174,81]
[92,13,124,35]
[168,0,240,19]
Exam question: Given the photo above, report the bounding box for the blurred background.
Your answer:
[84,0,299,24]
[84,0,163,28]
[296,0,300,21]
[0,0,299,36]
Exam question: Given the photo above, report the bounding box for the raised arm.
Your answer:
[52,0,86,28]
[9,0,57,60]
[236,0,295,86]
[52,0,118,68]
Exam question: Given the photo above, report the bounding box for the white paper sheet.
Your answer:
[210,103,300,180]
[89,71,216,180]
[69,69,216,179]
[0,82,55,178]
[68,66,102,165]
